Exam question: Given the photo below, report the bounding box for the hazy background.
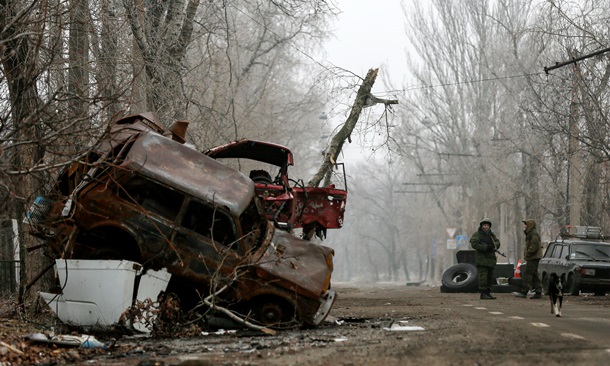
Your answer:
[3,0,610,289]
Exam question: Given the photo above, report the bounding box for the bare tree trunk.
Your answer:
[0,0,46,309]
[68,0,90,130]
[99,0,120,118]
[123,0,200,121]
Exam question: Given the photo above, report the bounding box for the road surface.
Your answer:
[2,282,610,365]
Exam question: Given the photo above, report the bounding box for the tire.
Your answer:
[566,273,579,296]
[491,284,520,293]
[441,263,478,292]
[251,296,298,329]
[508,277,522,287]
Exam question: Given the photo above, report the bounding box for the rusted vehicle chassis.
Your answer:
[27,113,336,327]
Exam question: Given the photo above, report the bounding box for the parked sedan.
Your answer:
[538,226,610,296]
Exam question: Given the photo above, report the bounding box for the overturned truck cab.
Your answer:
[26,113,336,328]
[204,139,348,240]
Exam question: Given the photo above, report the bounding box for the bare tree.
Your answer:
[391,0,569,265]
[531,1,610,228]
[325,157,447,283]
[181,1,339,153]
[122,0,200,121]
[0,0,137,307]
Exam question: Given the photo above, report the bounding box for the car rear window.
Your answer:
[570,243,610,260]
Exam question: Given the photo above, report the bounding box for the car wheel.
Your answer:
[441,263,478,292]
[252,297,297,328]
[566,273,579,296]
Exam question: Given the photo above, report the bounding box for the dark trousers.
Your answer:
[477,265,495,292]
[521,259,542,294]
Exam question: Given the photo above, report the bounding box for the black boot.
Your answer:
[485,290,496,299]
[480,291,494,300]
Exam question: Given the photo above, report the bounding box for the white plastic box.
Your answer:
[39,259,171,331]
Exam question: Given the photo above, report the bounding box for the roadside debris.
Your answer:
[1,340,24,355]
[38,259,170,332]
[382,320,425,332]
[24,333,108,349]
[25,112,337,330]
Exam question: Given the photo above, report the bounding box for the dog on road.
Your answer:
[548,273,565,317]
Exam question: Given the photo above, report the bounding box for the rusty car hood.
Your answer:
[255,229,334,299]
[123,132,256,216]
[204,139,294,168]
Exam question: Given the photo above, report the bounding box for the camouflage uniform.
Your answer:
[470,218,500,299]
[516,219,543,298]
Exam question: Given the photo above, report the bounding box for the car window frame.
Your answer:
[179,197,242,255]
[117,172,185,222]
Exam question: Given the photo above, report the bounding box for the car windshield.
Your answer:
[570,244,610,261]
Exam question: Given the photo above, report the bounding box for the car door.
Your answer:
[541,243,564,279]
[539,242,553,281]
[553,243,572,277]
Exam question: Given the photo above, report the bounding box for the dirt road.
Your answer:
[2,282,610,365]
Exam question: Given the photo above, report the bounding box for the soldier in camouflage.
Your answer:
[514,219,543,299]
[470,218,501,300]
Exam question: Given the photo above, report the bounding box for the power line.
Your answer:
[402,71,544,92]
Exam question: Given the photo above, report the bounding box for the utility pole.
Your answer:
[568,54,582,226]
[545,49,599,226]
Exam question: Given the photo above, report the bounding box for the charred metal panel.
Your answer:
[256,230,334,298]
[293,187,347,229]
[124,132,255,216]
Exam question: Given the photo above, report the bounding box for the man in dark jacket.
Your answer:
[470,218,501,300]
[514,219,543,299]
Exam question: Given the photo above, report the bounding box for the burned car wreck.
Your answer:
[204,139,348,240]
[26,113,336,328]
